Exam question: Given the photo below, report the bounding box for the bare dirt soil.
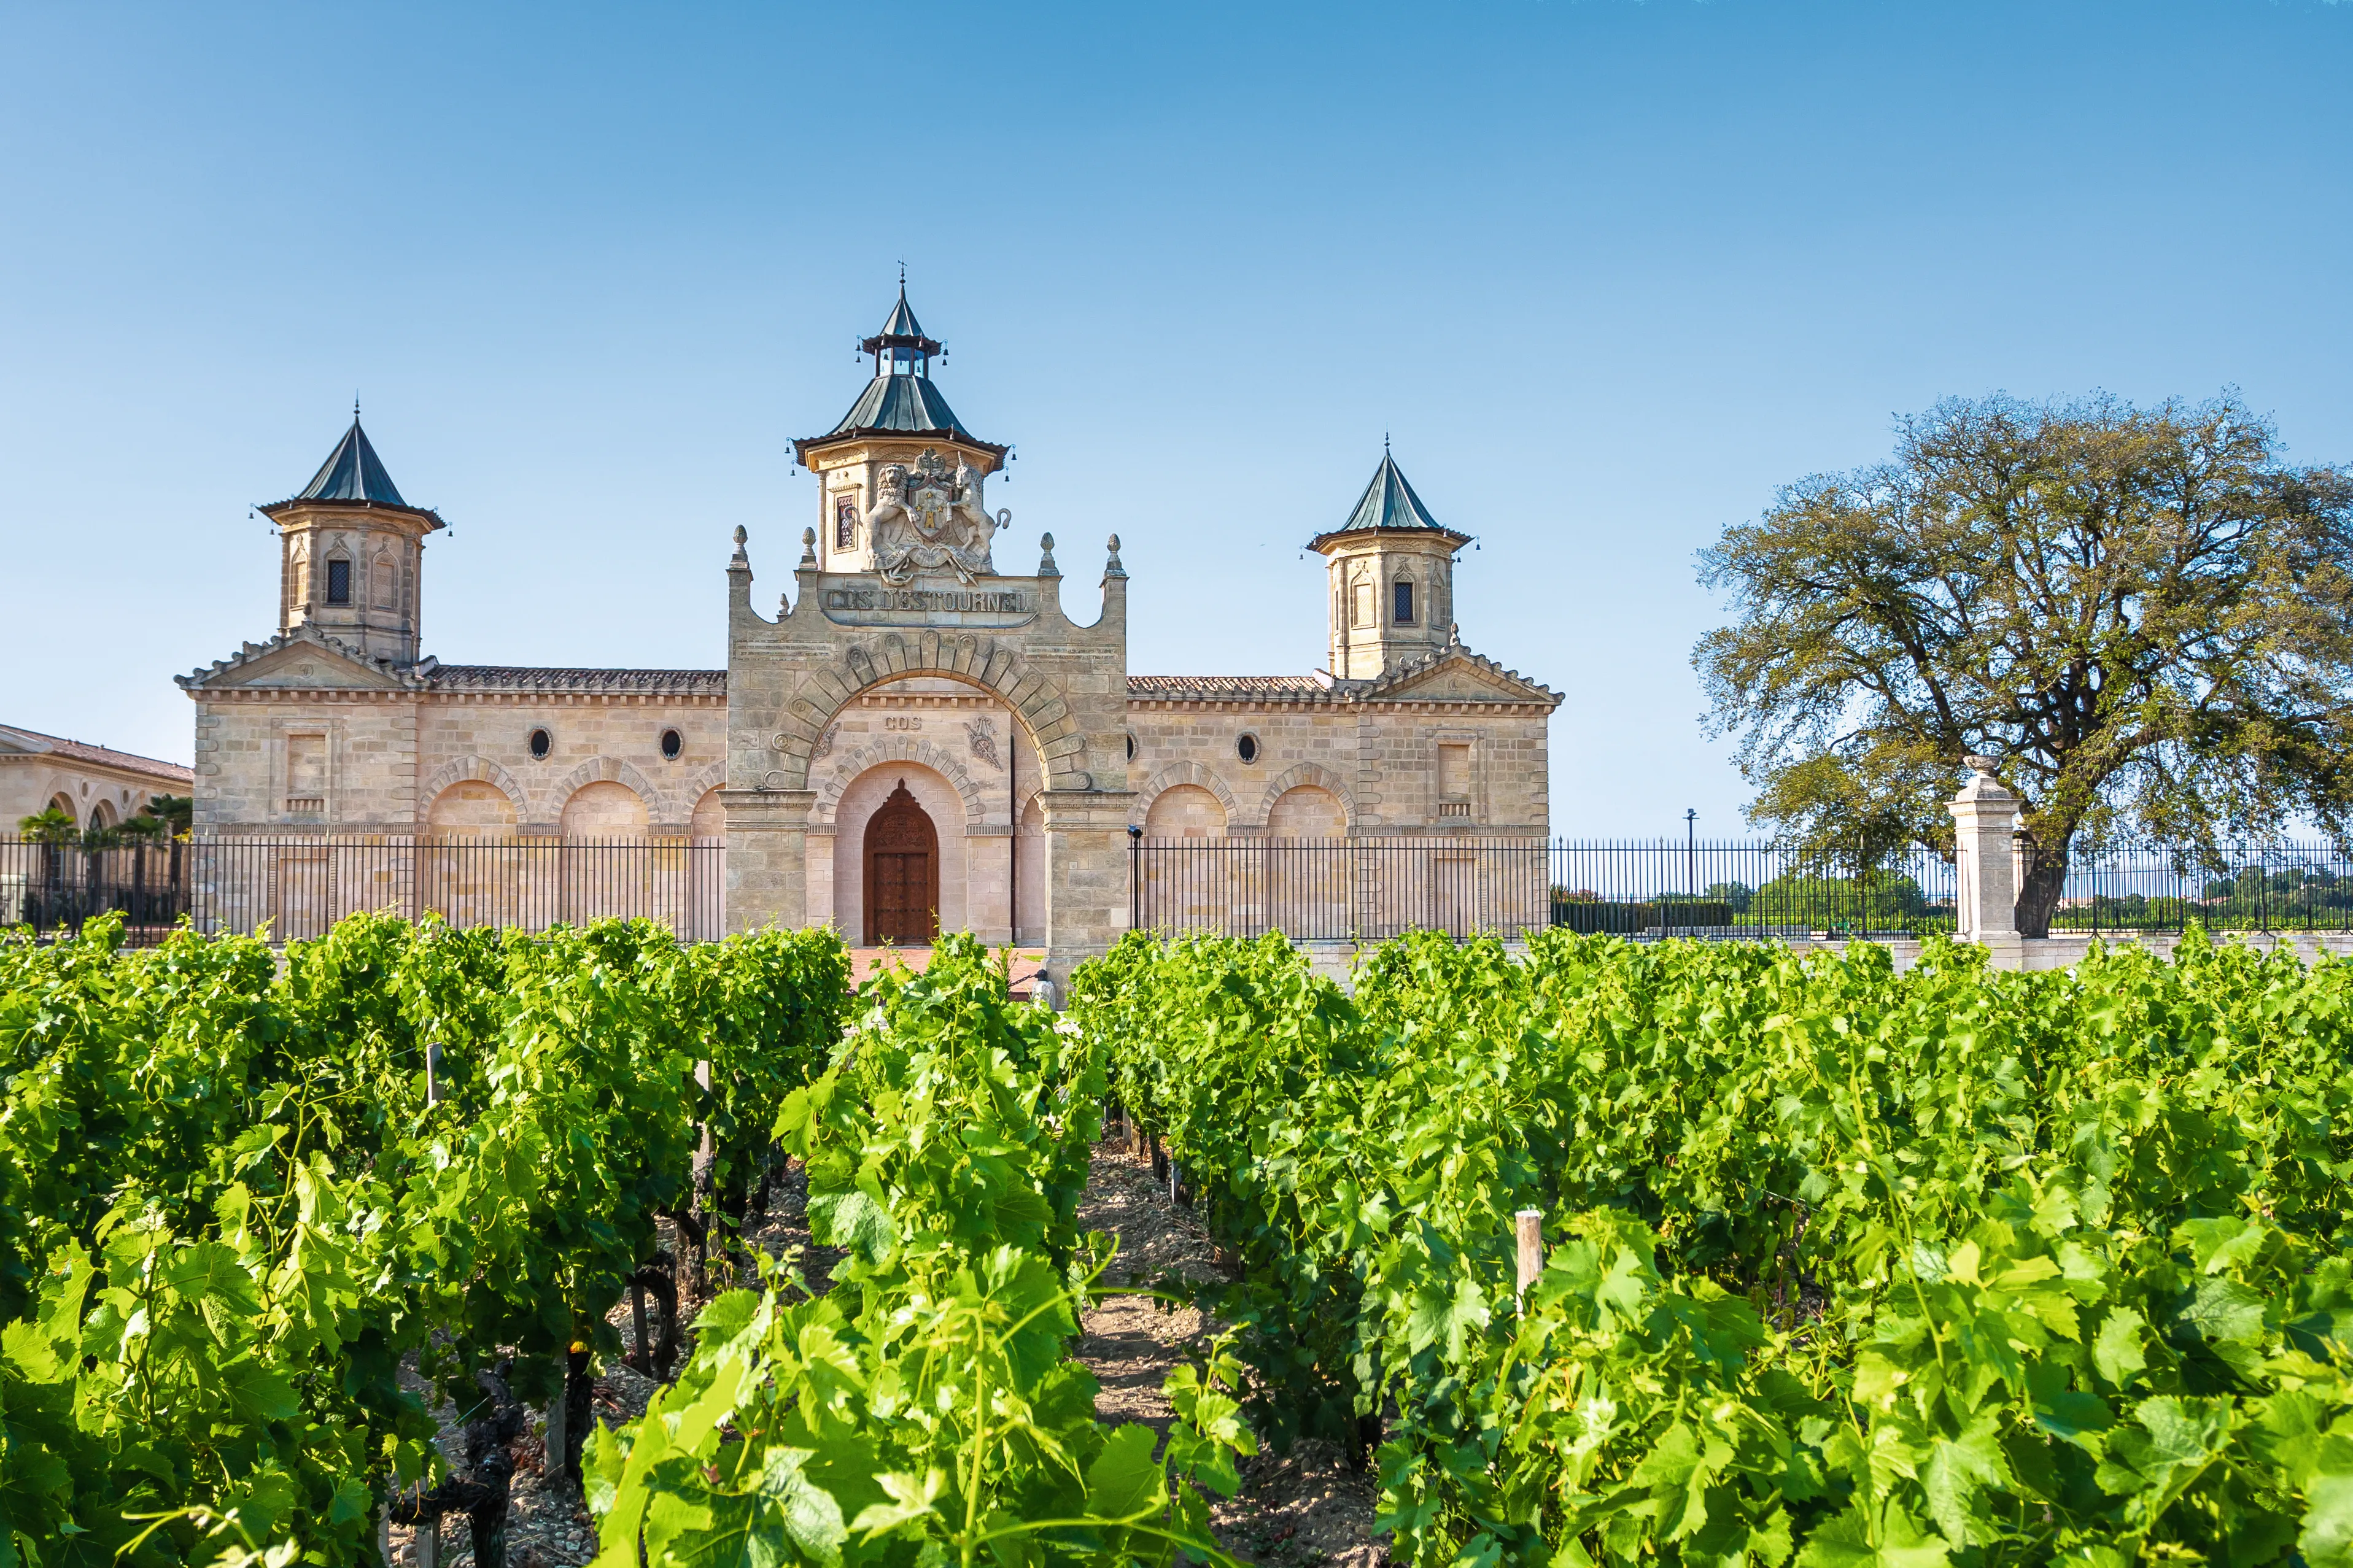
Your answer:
[1077,1141,1386,1568]
[385,1140,1387,1567]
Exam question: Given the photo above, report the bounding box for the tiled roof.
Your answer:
[428,665,727,695]
[1131,639,1558,708]
[1126,675,1332,697]
[0,725,192,783]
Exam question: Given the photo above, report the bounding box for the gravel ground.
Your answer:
[1077,1139,1388,1568]
[384,1141,1386,1567]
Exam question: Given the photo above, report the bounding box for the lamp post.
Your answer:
[1685,808,1697,903]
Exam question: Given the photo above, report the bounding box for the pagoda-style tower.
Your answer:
[792,284,1010,575]
[258,410,444,664]
[1308,448,1470,679]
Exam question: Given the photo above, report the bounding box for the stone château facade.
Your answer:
[179,288,1560,967]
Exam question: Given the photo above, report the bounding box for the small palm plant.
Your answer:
[17,806,80,844]
[137,794,192,838]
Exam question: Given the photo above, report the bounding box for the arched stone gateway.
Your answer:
[862,780,940,945]
[723,522,1135,973]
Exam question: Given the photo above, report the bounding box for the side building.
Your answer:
[1,725,192,832]
[179,290,1559,960]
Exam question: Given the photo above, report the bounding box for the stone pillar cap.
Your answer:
[1954,754,2017,804]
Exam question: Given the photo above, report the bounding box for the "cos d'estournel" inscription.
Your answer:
[823,585,1033,614]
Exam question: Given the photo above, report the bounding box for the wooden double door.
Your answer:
[863,781,940,946]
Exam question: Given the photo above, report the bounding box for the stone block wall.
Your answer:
[414,700,726,831]
[191,697,421,832]
[1124,702,1550,835]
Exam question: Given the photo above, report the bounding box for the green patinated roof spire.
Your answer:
[294,406,408,506]
[863,280,939,354]
[799,282,1006,460]
[1339,445,1444,534]
[1307,444,1471,552]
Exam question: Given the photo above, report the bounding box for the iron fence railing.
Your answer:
[1549,838,1959,938]
[1128,836,1960,942]
[0,835,726,947]
[14,832,2353,951]
[2042,841,2353,934]
[0,836,190,942]
[1129,836,2353,943]
[1130,836,1554,944]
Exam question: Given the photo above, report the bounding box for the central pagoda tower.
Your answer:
[792,284,1010,576]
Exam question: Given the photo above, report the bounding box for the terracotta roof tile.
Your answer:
[1126,675,1332,697]
[427,665,727,695]
[0,725,193,784]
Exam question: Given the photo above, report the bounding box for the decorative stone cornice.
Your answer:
[176,624,433,692]
[1350,635,1561,706]
[1125,640,1557,711]
[430,665,726,695]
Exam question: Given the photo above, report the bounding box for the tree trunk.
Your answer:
[719,1180,751,1287]
[2017,838,2071,938]
[632,1257,681,1381]
[561,1346,592,1484]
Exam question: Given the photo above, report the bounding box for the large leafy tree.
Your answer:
[1696,392,2353,935]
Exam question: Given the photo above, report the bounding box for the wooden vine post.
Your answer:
[1514,1208,1543,1308]
[693,1057,714,1286]
[544,1394,565,1485]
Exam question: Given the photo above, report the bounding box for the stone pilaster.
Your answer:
[1038,789,1138,977]
[724,787,816,934]
[1948,755,2023,970]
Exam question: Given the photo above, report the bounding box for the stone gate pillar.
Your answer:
[1039,788,1138,976]
[1949,755,2024,970]
[724,787,815,933]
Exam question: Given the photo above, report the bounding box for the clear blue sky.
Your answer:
[4,1,2348,836]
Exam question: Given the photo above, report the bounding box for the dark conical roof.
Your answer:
[295,412,408,506]
[1309,448,1470,552]
[880,288,925,341]
[859,282,943,355]
[824,374,979,441]
[1341,450,1441,533]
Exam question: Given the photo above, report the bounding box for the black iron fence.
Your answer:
[1128,836,1958,942]
[1130,836,2353,943]
[1551,838,1958,940]
[0,835,726,947]
[14,832,2353,951]
[0,836,190,941]
[2044,841,2353,934]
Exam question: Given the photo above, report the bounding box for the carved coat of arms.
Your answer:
[871,448,1005,584]
[966,716,1002,770]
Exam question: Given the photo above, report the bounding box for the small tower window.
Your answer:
[325,558,351,605]
[1125,733,1138,762]
[1394,579,1416,625]
[661,728,683,760]
[529,728,552,760]
[1236,733,1260,765]
[834,494,858,550]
